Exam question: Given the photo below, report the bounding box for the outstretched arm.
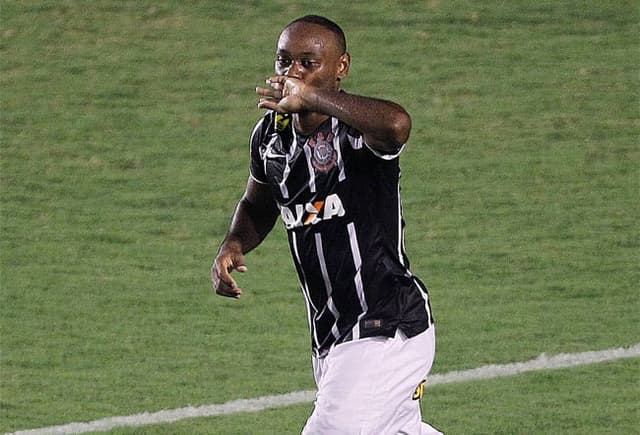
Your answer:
[256,76,411,155]
[211,177,279,298]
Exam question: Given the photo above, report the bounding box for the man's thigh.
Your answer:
[303,327,436,435]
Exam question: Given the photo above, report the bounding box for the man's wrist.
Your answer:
[218,238,243,256]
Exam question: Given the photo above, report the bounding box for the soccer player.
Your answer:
[212,15,441,434]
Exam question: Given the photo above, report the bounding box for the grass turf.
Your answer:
[1,0,638,433]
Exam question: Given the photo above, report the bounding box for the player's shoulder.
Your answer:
[250,111,272,138]
[248,112,269,151]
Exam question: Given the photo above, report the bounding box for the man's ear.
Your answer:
[337,52,351,81]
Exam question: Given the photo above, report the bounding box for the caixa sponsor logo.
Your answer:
[280,193,345,229]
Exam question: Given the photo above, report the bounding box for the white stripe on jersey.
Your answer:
[347,222,368,340]
[314,233,341,341]
[250,122,270,185]
[344,121,404,160]
[302,146,317,193]
[294,128,317,193]
[263,135,291,199]
[279,167,290,199]
[331,117,346,182]
[396,183,433,322]
[282,132,299,199]
[396,183,405,267]
[348,133,363,150]
[292,232,320,350]
[269,129,299,199]
[364,142,405,160]
[249,173,268,185]
[262,138,283,190]
[413,275,433,326]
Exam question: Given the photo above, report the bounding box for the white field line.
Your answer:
[8,343,640,435]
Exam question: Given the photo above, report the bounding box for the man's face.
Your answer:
[274,22,348,91]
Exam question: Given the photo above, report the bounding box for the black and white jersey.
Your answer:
[250,110,433,357]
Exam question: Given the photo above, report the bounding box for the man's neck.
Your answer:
[293,112,330,136]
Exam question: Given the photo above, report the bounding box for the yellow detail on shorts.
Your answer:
[412,379,426,400]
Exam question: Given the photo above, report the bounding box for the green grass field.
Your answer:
[1,0,638,433]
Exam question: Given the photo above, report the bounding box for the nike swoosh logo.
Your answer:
[264,136,286,159]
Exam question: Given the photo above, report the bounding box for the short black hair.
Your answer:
[285,15,347,54]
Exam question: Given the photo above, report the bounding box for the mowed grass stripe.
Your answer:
[9,343,640,435]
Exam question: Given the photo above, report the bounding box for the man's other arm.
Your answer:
[211,177,279,298]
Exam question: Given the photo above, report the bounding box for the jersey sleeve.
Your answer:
[346,126,405,160]
[249,117,269,184]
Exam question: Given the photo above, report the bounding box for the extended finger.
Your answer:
[256,86,282,100]
[258,98,285,113]
[266,76,286,86]
[216,284,242,299]
[213,272,243,298]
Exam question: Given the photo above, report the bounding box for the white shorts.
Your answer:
[302,326,442,435]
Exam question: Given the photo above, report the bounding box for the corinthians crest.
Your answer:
[308,131,338,172]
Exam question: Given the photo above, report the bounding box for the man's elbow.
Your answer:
[365,108,412,154]
[390,109,412,146]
